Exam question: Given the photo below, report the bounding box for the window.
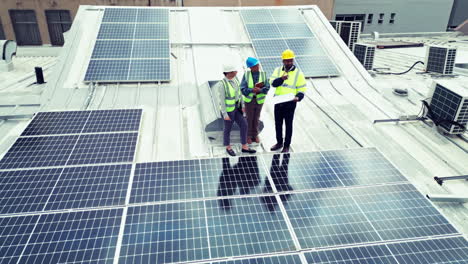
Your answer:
[9,10,42,45]
[390,13,396,24]
[335,14,366,31]
[378,13,384,24]
[0,17,6,40]
[45,10,72,46]
[367,14,373,24]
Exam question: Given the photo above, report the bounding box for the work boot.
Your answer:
[254,136,260,143]
[270,143,283,151]
[247,138,252,144]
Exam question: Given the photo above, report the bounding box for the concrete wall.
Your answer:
[449,0,468,28]
[333,0,454,33]
[0,0,176,45]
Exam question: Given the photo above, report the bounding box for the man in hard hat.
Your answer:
[269,49,307,153]
[214,63,256,156]
[240,57,270,144]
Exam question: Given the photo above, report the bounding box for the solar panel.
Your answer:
[245,24,282,40]
[45,164,132,210]
[258,57,282,76]
[321,148,408,186]
[200,157,266,199]
[131,160,203,203]
[295,55,340,77]
[205,197,295,259]
[305,244,396,263]
[21,110,90,136]
[97,23,135,40]
[347,184,459,240]
[211,254,303,264]
[134,23,169,39]
[270,9,305,23]
[252,39,289,57]
[128,59,170,81]
[119,202,209,263]
[91,40,133,59]
[276,23,314,38]
[286,38,324,56]
[284,189,381,248]
[19,209,122,263]
[84,59,130,82]
[0,135,79,169]
[0,168,63,214]
[0,215,39,264]
[430,83,465,133]
[136,9,169,23]
[132,40,170,58]
[67,132,138,166]
[240,10,275,24]
[102,8,137,23]
[83,109,142,133]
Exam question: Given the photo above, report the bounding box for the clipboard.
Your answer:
[270,93,295,105]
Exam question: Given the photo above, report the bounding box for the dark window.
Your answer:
[378,13,384,24]
[367,14,373,24]
[45,10,72,46]
[390,13,396,24]
[0,17,6,40]
[335,14,365,31]
[9,10,42,45]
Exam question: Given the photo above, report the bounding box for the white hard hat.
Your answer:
[223,63,237,73]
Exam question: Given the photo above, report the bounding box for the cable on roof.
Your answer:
[375,61,425,75]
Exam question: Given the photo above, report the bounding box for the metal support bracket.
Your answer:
[434,175,468,186]
[426,194,468,203]
[373,116,426,124]
[0,114,33,121]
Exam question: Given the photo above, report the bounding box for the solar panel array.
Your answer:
[241,9,340,78]
[1,145,467,263]
[84,8,170,82]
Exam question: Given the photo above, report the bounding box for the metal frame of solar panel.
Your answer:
[240,8,340,78]
[84,8,170,83]
[1,147,467,264]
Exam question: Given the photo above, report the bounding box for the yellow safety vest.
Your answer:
[243,71,267,104]
[270,67,307,96]
[222,78,240,113]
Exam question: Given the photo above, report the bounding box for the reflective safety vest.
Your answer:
[243,71,267,104]
[222,78,241,113]
[270,67,307,96]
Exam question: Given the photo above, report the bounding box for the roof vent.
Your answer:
[425,45,457,75]
[353,43,375,70]
[330,21,361,51]
[0,40,17,72]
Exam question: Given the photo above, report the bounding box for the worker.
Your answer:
[240,57,270,144]
[215,63,256,156]
[269,49,307,153]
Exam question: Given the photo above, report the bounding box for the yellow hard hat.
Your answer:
[282,49,295,60]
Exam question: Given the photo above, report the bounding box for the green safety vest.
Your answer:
[270,67,307,96]
[243,71,267,104]
[222,78,240,113]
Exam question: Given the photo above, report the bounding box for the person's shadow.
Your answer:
[261,153,293,212]
[216,156,261,210]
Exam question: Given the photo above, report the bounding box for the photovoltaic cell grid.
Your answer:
[240,9,340,78]
[85,8,170,82]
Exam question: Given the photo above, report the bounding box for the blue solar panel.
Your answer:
[295,55,340,77]
[21,111,90,136]
[45,164,132,210]
[136,8,169,23]
[240,10,275,24]
[128,59,170,81]
[205,197,295,259]
[0,168,63,215]
[0,135,79,169]
[286,38,324,56]
[284,189,381,248]
[20,209,122,263]
[212,254,303,264]
[348,184,459,240]
[119,202,209,263]
[252,39,288,57]
[258,57,282,76]
[83,109,142,133]
[97,23,135,40]
[321,148,407,186]
[276,23,314,38]
[132,40,170,58]
[245,24,282,40]
[67,132,138,166]
[131,160,203,203]
[102,8,137,23]
[305,244,396,263]
[200,157,266,199]
[91,40,133,59]
[134,23,169,39]
[84,59,130,82]
[0,215,39,264]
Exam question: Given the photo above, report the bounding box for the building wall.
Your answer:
[0,0,176,45]
[333,0,454,33]
[449,0,468,28]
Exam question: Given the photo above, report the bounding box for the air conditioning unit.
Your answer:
[425,45,457,75]
[426,80,467,134]
[330,21,361,51]
[354,43,375,70]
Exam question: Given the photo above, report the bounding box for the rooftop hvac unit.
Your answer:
[426,80,467,134]
[330,21,361,51]
[354,43,375,70]
[425,45,457,75]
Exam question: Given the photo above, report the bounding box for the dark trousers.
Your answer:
[274,101,297,147]
[245,97,263,138]
[223,108,247,146]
